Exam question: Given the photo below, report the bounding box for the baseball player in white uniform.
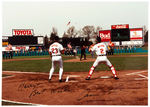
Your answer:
[86,36,119,80]
[48,36,64,82]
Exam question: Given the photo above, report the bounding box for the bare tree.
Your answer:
[91,26,102,37]
[52,27,58,36]
[66,26,77,38]
[143,25,148,43]
[87,26,102,44]
[82,25,95,40]
[76,29,84,38]
[49,27,58,43]
[96,26,102,34]
[62,32,69,38]
[143,25,147,36]
[44,35,49,49]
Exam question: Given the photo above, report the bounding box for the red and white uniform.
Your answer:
[49,42,64,80]
[108,41,114,47]
[88,42,117,78]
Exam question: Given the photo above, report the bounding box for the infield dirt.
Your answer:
[2,69,148,105]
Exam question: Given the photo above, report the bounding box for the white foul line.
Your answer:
[3,71,59,75]
[137,74,148,79]
[2,75,15,79]
[126,70,147,75]
[2,99,40,106]
[65,75,80,82]
[135,78,147,80]
[3,71,79,82]
[126,70,148,80]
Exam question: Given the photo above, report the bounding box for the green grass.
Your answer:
[63,57,148,72]
[107,57,148,70]
[113,52,148,55]
[13,55,50,59]
[2,56,148,72]
[2,60,51,72]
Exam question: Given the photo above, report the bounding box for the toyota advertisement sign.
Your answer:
[12,29,34,36]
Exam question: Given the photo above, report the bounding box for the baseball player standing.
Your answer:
[48,36,64,82]
[86,36,119,80]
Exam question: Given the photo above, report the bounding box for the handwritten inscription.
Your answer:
[18,82,72,98]
[77,91,99,101]
[77,90,99,101]
[18,82,42,91]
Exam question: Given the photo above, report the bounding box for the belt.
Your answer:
[52,55,61,56]
[98,55,106,56]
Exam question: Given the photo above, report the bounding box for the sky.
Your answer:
[2,0,148,37]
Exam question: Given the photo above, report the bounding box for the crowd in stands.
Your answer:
[2,46,49,59]
[2,43,142,59]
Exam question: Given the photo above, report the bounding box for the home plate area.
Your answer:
[65,75,81,82]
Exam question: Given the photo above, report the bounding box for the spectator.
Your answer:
[133,45,137,53]
[129,45,132,53]
[2,47,6,59]
[7,44,13,59]
[125,46,127,53]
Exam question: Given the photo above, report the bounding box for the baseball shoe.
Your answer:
[48,79,51,82]
[59,79,62,82]
[114,77,119,80]
[85,77,90,80]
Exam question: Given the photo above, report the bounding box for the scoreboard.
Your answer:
[111,28,130,41]
[8,36,37,45]
[98,24,143,46]
[111,24,130,41]
[7,29,44,45]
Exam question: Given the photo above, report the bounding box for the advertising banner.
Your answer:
[130,28,143,40]
[122,41,143,46]
[16,46,26,50]
[12,29,34,36]
[38,37,44,45]
[111,24,129,29]
[99,30,111,42]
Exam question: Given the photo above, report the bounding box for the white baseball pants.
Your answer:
[88,56,117,77]
[49,56,63,80]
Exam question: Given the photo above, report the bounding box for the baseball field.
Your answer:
[2,53,148,105]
